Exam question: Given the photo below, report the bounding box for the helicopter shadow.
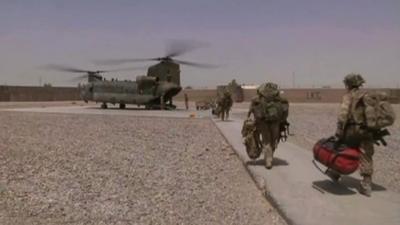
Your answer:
[312,176,386,195]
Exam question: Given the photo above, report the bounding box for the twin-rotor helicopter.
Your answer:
[45,41,215,110]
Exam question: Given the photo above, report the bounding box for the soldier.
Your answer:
[331,73,374,196]
[184,93,189,110]
[218,90,233,121]
[246,83,288,169]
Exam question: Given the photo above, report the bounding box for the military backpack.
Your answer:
[241,118,262,159]
[363,92,396,130]
[252,96,288,122]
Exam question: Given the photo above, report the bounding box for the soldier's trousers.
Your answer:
[256,121,280,166]
[220,108,230,121]
[360,140,374,178]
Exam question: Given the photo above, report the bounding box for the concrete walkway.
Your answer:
[212,116,400,225]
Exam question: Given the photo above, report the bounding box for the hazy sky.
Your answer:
[1,0,399,88]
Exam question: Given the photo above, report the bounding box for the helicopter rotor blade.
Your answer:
[68,75,88,82]
[41,64,90,73]
[42,64,146,74]
[106,66,149,72]
[165,39,208,58]
[94,58,159,66]
[172,59,218,68]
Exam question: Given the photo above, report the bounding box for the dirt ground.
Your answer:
[0,110,286,225]
[233,103,400,194]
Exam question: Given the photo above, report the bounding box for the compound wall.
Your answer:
[177,88,400,103]
[1,85,399,103]
[0,86,80,102]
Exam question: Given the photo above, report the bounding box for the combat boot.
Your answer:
[264,147,273,169]
[325,169,341,182]
[359,176,372,197]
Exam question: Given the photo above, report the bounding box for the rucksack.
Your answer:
[252,96,287,122]
[362,92,396,130]
[241,118,262,159]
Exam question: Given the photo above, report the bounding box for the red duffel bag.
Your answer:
[313,137,361,175]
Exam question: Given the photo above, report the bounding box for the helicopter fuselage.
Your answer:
[79,77,181,108]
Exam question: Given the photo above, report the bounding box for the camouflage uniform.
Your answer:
[218,91,233,121]
[247,83,282,169]
[335,73,374,196]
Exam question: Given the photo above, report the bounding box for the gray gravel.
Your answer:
[0,111,286,225]
[233,103,400,194]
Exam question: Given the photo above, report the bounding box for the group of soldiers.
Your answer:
[240,74,393,197]
[184,74,393,197]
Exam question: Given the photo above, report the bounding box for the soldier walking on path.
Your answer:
[184,93,189,110]
[330,73,395,197]
[245,83,289,169]
[217,90,233,121]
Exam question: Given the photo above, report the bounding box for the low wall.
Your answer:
[0,86,80,102]
[1,85,399,103]
[179,88,400,103]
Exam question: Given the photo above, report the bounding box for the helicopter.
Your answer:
[45,41,215,109]
[44,64,181,110]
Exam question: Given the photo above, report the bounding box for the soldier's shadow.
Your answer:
[312,176,386,195]
[246,157,289,167]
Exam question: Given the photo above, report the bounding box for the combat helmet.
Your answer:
[343,73,365,88]
[257,82,279,98]
[223,88,231,96]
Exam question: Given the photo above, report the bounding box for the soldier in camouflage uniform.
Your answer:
[332,73,375,196]
[247,83,283,169]
[218,90,233,121]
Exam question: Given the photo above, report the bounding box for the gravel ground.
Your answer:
[233,103,400,194]
[0,111,286,225]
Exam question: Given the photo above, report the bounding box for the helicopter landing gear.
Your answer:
[119,103,126,109]
[160,95,165,110]
[101,102,108,109]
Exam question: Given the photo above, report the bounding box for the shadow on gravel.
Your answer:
[246,157,289,167]
[312,176,387,195]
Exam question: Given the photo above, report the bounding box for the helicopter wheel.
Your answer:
[119,103,126,109]
[101,102,108,109]
[160,95,165,110]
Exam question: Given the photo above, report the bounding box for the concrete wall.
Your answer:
[0,86,80,101]
[178,88,400,103]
